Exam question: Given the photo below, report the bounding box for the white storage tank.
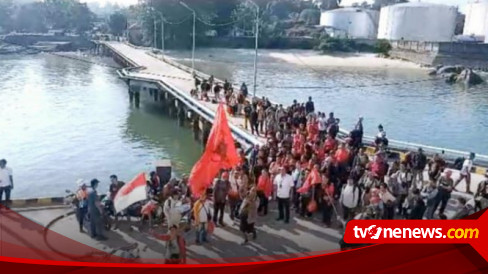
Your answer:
[464,0,488,38]
[485,16,488,43]
[377,3,457,42]
[320,8,380,39]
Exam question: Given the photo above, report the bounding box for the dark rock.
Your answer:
[456,69,483,86]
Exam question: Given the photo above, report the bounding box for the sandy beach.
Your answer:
[269,50,424,69]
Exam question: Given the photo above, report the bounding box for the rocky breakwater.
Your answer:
[0,42,27,54]
[429,65,484,87]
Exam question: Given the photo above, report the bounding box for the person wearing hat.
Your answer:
[75,179,88,233]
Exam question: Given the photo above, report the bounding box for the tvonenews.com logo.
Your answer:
[353,225,479,240]
[343,216,487,261]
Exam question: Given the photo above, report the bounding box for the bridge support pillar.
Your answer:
[192,113,200,141]
[177,103,186,127]
[153,89,158,102]
[201,120,211,148]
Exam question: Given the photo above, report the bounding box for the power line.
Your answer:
[196,16,242,27]
[159,15,193,25]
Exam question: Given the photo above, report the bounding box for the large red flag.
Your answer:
[189,103,240,197]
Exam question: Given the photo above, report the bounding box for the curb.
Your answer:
[11,197,65,208]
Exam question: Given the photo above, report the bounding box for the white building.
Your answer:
[377,2,458,42]
[464,0,488,40]
[320,8,380,39]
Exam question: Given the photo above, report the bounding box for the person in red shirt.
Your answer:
[370,154,388,182]
[257,169,272,215]
[335,143,350,165]
[307,118,319,142]
[324,134,337,153]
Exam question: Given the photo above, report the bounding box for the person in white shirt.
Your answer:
[273,167,294,223]
[164,189,182,229]
[0,159,13,207]
[340,179,360,220]
[455,152,475,194]
[318,112,327,139]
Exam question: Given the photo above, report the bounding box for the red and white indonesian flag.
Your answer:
[114,173,147,213]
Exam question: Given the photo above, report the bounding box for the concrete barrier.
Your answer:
[11,197,65,208]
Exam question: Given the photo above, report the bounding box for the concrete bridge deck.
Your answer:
[101,41,266,147]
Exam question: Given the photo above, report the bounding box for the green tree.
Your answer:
[70,2,95,33]
[14,3,48,33]
[109,12,128,36]
[299,8,320,26]
[44,0,94,33]
[374,39,392,56]
[319,0,340,11]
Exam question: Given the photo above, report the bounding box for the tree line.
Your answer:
[0,0,95,34]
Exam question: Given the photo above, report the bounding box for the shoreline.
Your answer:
[268,50,425,70]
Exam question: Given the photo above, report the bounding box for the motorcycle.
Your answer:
[101,194,144,230]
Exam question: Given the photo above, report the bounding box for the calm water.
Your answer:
[0,54,201,198]
[1,49,488,198]
[168,48,488,155]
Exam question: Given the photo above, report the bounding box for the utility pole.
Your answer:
[180,1,196,73]
[153,18,157,49]
[248,0,259,98]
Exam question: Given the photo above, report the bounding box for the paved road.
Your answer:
[18,203,342,263]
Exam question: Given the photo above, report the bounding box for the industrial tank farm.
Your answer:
[320,8,380,39]
[464,0,488,38]
[377,2,457,42]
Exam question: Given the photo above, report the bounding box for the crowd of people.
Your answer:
[188,75,488,230]
[4,73,488,263]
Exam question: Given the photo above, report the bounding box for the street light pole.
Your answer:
[150,7,165,54]
[248,0,259,98]
[153,18,157,49]
[161,19,165,54]
[180,1,196,73]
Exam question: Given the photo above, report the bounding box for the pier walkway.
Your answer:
[100,41,266,147]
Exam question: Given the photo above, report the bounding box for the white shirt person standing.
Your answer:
[273,167,294,224]
[455,152,475,194]
[0,159,13,207]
